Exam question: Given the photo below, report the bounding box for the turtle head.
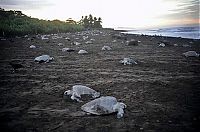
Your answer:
[113,102,127,118]
[64,90,72,96]
[92,92,100,98]
[119,102,127,109]
[50,57,54,61]
[117,108,124,118]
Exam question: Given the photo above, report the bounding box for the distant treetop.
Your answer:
[79,14,102,28]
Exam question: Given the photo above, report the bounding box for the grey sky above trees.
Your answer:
[0,0,199,28]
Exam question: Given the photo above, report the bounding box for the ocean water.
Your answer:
[120,26,200,39]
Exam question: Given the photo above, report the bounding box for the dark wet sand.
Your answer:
[0,29,200,132]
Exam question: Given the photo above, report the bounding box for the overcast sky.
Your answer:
[0,0,199,29]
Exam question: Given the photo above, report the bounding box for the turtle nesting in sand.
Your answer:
[127,39,140,46]
[73,42,81,45]
[62,48,75,52]
[65,37,71,41]
[78,50,88,54]
[64,85,100,102]
[85,41,93,44]
[58,43,64,46]
[81,96,126,118]
[183,51,199,57]
[102,46,111,50]
[158,43,165,47]
[41,35,49,40]
[120,58,137,65]
[34,55,54,63]
[29,45,36,49]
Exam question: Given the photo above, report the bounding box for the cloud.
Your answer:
[163,0,199,19]
[0,0,53,10]
[0,0,198,28]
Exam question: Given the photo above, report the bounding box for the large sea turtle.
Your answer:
[34,55,54,63]
[62,48,75,52]
[183,51,199,57]
[64,85,100,102]
[81,96,126,118]
[29,45,36,48]
[120,58,137,65]
[78,50,88,54]
[102,46,111,50]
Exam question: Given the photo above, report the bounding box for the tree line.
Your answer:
[0,8,103,37]
[79,14,102,28]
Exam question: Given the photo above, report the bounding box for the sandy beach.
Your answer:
[0,29,199,131]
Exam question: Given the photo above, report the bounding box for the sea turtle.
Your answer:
[29,45,36,48]
[41,35,49,40]
[158,43,165,47]
[78,50,88,54]
[81,96,127,118]
[183,51,199,57]
[34,55,54,63]
[159,40,171,46]
[102,46,111,50]
[65,37,71,41]
[73,42,81,45]
[112,40,117,43]
[83,36,88,40]
[85,41,93,44]
[58,43,64,46]
[120,58,137,65]
[64,85,100,102]
[62,48,75,52]
[127,39,140,46]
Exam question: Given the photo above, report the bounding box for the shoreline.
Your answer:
[1,28,199,41]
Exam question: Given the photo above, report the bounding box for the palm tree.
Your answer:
[93,17,98,28]
[88,14,94,27]
[83,16,89,28]
[97,17,102,28]
[98,17,102,23]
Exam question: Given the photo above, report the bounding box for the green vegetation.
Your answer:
[0,8,102,37]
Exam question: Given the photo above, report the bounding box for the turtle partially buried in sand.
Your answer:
[183,51,199,57]
[34,55,54,63]
[102,46,111,50]
[78,50,88,54]
[127,39,140,46]
[64,85,100,102]
[120,58,138,65]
